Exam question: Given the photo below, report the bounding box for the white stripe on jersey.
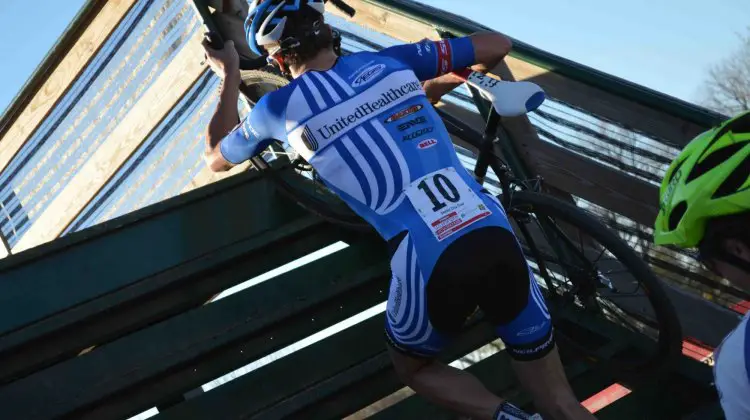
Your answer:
[341,135,379,207]
[327,70,356,96]
[301,74,327,110]
[356,126,394,213]
[311,72,341,103]
[372,120,410,212]
[309,143,367,204]
[285,86,313,132]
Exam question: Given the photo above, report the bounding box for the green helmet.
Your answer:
[654,110,750,248]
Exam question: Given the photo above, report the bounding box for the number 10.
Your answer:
[417,174,461,211]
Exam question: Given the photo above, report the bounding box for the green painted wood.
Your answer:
[0,171,305,336]
[156,316,389,420]
[263,322,498,420]
[0,170,339,384]
[0,217,335,386]
[0,238,389,420]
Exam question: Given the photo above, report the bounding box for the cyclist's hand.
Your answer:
[202,39,240,80]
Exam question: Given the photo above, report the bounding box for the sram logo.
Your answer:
[397,116,426,131]
[385,104,423,123]
[417,138,437,149]
[351,63,386,88]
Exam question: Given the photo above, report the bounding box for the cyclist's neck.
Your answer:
[290,48,338,78]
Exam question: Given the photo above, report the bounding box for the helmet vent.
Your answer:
[668,201,688,231]
[687,142,748,183]
[714,112,750,139]
[713,152,750,198]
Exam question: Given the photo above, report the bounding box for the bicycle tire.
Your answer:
[509,191,683,376]
[240,70,371,231]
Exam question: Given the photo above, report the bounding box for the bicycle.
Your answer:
[194,0,683,379]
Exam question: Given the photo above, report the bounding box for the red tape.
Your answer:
[436,39,453,76]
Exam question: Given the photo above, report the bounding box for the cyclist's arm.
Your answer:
[423,32,512,103]
[205,94,276,172]
[205,72,242,172]
[377,33,512,103]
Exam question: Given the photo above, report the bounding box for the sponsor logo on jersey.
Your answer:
[241,120,260,140]
[300,126,319,151]
[385,104,423,123]
[516,322,547,336]
[397,116,427,131]
[417,138,437,150]
[402,127,434,141]
[315,80,423,140]
[351,63,386,88]
[436,39,453,76]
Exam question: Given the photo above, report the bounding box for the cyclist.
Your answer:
[654,110,750,420]
[202,1,595,418]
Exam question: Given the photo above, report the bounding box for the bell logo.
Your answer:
[351,64,386,88]
[417,139,437,150]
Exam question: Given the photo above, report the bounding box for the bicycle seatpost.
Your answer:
[473,110,501,184]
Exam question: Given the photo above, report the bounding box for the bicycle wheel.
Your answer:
[239,70,370,231]
[507,191,682,377]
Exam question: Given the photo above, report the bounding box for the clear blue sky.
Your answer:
[0,0,748,116]
[0,0,86,116]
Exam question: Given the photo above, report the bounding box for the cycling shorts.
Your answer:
[383,197,555,361]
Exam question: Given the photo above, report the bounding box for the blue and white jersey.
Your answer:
[714,313,750,419]
[219,37,512,278]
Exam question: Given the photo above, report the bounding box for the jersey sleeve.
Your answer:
[219,95,281,164]
[714,315,750,420]
[376,37,476,81]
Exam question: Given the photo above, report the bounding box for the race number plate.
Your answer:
[405,167,492,241]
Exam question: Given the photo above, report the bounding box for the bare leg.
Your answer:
[511,346,596,420]
[388,345,503,420]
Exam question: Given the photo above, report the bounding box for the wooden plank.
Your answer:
[0,217,334,387]
[529,139,659,225]
[364,0,721,137]
[0,172,323,383]
[500,57,708,147]
[331,0,710,146]
[0,240,388,420]
[0,0,138,174]
[328,0,437,42]
[437,100,659,226]
[13,33,208,252]
[156,316,388,420]
[279,323,497,420]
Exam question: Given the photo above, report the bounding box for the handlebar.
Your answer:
[203,0,355,71]
[327,0,356,17]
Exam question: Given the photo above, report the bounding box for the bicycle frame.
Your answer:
[467,105,601,298]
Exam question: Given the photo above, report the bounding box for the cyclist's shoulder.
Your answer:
[715,315,750,418]
[255,84,294,117]
[715,313,750,379]
[337,50,409,72]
